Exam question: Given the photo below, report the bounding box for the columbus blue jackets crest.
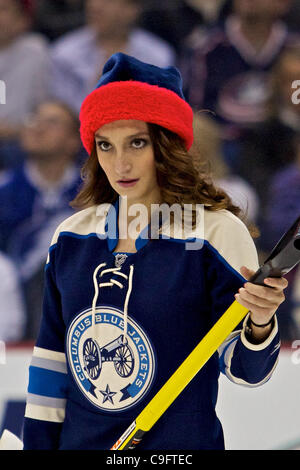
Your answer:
[66,306,156,412]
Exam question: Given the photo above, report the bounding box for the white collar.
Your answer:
[24,160,79,194]
[225,15,287,66]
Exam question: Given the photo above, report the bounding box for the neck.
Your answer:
[0,37,15,50]
[0,25,26,50]
[118,192,162,240]
[238,16,274,51]
[96,31,129,50]
[28,155,73,188]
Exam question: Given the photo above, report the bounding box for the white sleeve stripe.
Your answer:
[223,339,239,371]
[219,316,280,386]
[31,356,68,374]
[218,330,241,357]
[240,314,279,351]
[224,347,279,387]
[26,393,67,409]
[25,403,65,423]
[33,347,66,363]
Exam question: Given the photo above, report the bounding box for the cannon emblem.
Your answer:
[83,335,135,380]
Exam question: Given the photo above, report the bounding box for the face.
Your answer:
[233,0,291,21]
[0,0,29,42]
[95,120,161,206]
[85,0,138,37]
[21,102,79,159]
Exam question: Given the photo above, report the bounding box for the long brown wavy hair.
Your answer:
[71,122,258,237]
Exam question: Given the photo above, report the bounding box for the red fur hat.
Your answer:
[79,53,194,154]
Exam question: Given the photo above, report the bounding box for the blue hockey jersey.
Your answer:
[182,16,298,135]
[0,162,81,275]
[23,202,280,449]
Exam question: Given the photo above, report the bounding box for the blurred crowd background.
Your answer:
[0,0,299,344]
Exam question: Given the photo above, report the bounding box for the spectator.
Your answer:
[0,100,82,340]
[263,134,300,251]
[33,0,85,42]
[181,0,296,142]
[139,0,205,53]
[186,0,228,24]
[191,112,259,224]
[0,251,25,342]
[0,0,51,168]
[283,0,300,33]
[238,43,300,218]
[260,135,300,341]
[50,0,176,113]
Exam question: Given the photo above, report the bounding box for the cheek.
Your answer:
[142,154,158,183]
[97,153,111,176]
[28,130,58,147]
[53,131,70,144]
[141,147,156,169]
[147,154,157,176]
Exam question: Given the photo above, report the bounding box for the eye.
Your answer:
[96,140,112,152]
[131,138,148,149]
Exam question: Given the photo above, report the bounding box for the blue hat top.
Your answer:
[95,52,186,100]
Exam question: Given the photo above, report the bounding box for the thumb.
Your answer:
[240,265,255,280]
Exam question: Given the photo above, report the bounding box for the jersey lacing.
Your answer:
[91,262,134,342]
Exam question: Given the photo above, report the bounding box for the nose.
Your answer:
[114,152,132,176]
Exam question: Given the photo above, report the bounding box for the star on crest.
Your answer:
[99,384,117,404]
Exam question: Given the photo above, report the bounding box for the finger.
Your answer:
[237,287,281,309]
[234,294,277,316]
[240,266,255,280]
[263,277,289,290]
[243,282,286,301]
[241,267,289,291]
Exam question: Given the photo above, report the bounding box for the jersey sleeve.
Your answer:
[23,233,68,450]
[204,210,280,387]
[218,314,280,386]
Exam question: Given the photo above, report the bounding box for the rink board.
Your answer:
[0,343,300,450]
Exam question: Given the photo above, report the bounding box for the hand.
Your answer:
[235,266,288,327]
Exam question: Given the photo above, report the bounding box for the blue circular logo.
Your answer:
[66,306,156,412]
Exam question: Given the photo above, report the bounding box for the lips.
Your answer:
[117,178,139,188]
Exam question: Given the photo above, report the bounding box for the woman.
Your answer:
[23,53,287,450]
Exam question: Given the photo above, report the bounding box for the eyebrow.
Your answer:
[94,131,150,139]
